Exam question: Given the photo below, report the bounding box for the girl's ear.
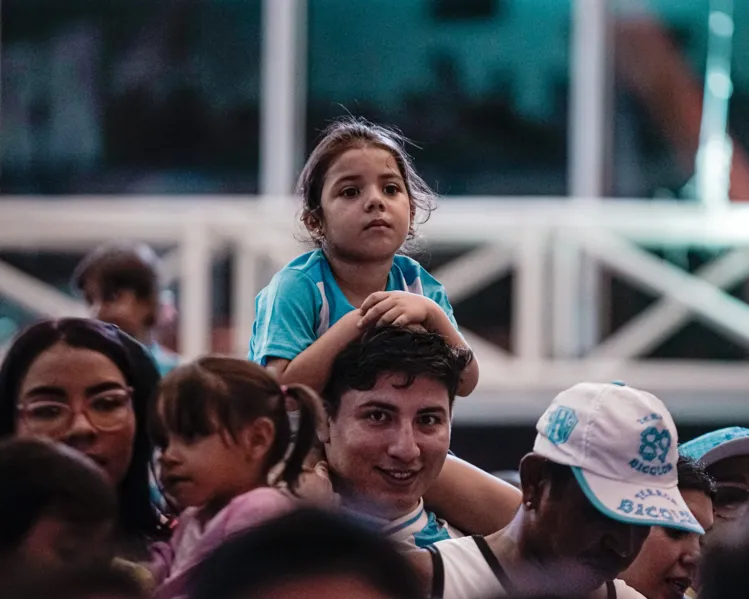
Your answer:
[240,417,276,462]
[303,210,324,239]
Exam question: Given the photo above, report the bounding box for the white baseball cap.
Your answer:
[534,382,704,535]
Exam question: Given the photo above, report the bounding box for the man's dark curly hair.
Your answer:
[324,325,472,417]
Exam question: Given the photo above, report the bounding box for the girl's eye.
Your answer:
[383,183,400,195]
[341,187,359,198]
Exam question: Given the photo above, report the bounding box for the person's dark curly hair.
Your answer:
[324,325,472,417]
[677,455,716,499]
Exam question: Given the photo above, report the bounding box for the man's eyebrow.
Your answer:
[416,406,448,415]
[357,400,399,412]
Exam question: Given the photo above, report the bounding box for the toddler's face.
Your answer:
[158,430,259,512]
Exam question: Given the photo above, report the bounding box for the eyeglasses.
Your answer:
[713,482,749,520]
[17,388,134,436]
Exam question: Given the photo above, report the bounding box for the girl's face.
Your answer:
[157,416,273,514]
[15,342,136,486]
[620,489,714,599]
[318,146,411,262]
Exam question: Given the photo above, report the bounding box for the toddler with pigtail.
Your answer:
[148,357,332,599]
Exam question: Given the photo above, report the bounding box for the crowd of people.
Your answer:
[2,118,749,599]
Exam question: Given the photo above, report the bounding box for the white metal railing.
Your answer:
[2,196,749,423]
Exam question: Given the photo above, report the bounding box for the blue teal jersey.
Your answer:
[148,342,180,377]
[248,249,458,365]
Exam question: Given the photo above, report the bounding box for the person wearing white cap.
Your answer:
[407,382,704,599]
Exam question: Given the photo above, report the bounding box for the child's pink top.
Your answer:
[149,487,294,599]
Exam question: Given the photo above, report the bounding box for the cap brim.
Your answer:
[571,467,704,535]
[690,437,749,468]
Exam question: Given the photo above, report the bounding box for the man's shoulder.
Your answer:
[383,502,463,549]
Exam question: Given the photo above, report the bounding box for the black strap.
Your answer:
[426,545,444,599]
[472,535,515,594]
[606,580,617,599]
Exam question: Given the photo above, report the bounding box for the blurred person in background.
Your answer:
[408,383,704,599]
[614,0,749,200]
[0,438,116,577]
[7,564,148,599]
[620,456,715,599]
[72,241,179,377]
[148,357,328,599]
[679,426,749,594]
[698,519,749,599]
[249,117,478,397]
[190,507,422,599]
[319,325,521,548]
[0,318,168,568]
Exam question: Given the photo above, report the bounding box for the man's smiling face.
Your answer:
[324,373,452,520]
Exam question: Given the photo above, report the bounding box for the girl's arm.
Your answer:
[357,292,479,396]
[267,310,362,393]
[424,302,479,397]
[424,454,522,536]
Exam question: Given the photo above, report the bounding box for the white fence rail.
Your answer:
[1,196,748,423]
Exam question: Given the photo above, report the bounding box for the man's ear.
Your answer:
[321,411,335,448]
[518,453,547,509]
[240,417,276,462]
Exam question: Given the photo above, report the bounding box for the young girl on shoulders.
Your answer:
[249,117,478,395]
[148,357,329,599]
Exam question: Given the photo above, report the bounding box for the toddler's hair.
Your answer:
[152,357,323,491]
[297,116,437,248]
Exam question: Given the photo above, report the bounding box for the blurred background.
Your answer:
[2,0,749,471]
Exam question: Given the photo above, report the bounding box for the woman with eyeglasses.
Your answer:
[0,318,168,564]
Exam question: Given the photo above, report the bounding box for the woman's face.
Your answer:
[620,489,714,599]
[15,342,136,486]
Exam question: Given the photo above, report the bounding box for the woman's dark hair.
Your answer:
[190,507,422,599]
[0,318,164,550]
[677,455,717,500]
[297,117,437,248]
[0,438,116,554]
[152,356,324,491]
[324,325,472,417]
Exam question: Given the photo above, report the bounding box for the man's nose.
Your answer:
[387,424,421,463]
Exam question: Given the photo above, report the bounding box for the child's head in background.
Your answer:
[298,117,437,259]
[152,357,325,517]
[0,438,116,574]
[72,242,162,344]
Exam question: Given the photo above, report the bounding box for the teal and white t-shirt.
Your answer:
[248,249,458,364]
[346,499,463,550]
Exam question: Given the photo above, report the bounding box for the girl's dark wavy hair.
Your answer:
[0,318,165,552]
[297,117,437,251]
